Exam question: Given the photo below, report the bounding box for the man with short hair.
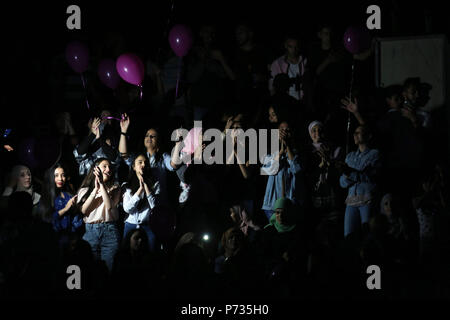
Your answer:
[268,36,307,102]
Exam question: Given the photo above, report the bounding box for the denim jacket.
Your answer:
[73,147,121,179]
[340,148,380,206]
[261,151,302,210]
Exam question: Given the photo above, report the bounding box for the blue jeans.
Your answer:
[344,205,371,237]
[123,222,156,252]
[83,222,120,272]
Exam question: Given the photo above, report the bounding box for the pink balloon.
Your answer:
[65,41,89,73]
[98,59,121,89]
[343,26,371,54]
[168,24,193,57]
[116,53,145,86]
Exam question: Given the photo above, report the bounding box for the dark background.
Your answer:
[1,0,448,127]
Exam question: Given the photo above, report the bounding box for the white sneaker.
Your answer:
[179,182,191,203]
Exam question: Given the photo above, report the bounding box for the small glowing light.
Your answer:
[176,38,180,43]
[106,72,110,77]
[202,234,209,241]
[124,67,128,72]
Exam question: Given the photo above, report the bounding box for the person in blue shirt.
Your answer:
[261,120,303,221]
[340,125,380,238]
[39,163,83,248]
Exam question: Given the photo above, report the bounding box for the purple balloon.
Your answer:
[168,24,193,57]
[98,59,121,89]
[116,53,145,86]
[65,41,89,73]
[343,26,371,54]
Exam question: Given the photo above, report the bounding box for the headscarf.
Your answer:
[308,121,323,138]
[264,198,296,233]
[181,127,203,165]
[231,205,260,235]
[308,121,324,150]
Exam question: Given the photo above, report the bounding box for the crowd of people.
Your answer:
[1,22,450,300]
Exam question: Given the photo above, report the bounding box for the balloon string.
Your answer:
[175,57,182,99]
[346,61,355,155]
[157,0,176,63]
[80,73,90,109]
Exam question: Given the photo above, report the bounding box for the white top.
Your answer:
[77,185,121,224]
[123,182,160,225]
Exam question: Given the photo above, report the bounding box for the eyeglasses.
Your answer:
[146,135,157,139]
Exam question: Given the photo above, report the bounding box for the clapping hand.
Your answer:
[93,166,103,188]
[64,195,78,211]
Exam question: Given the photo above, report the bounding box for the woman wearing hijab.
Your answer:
[260,198,306,292]
[303,121,344,228]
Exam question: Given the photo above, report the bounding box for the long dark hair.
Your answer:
[78,158,115,205]
[124,154,155,194]
[123,154,156,211]
[38,163,73,223]
[143,127,163,165]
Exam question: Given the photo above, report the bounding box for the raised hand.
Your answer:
[90,117,101,138]
[341,97,359,114]
[120,113,130,133]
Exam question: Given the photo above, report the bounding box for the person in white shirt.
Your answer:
[269,35,307,101]
[122,154,160,252]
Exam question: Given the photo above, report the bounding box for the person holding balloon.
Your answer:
[73,111,121,180]
[118,114,178,207]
